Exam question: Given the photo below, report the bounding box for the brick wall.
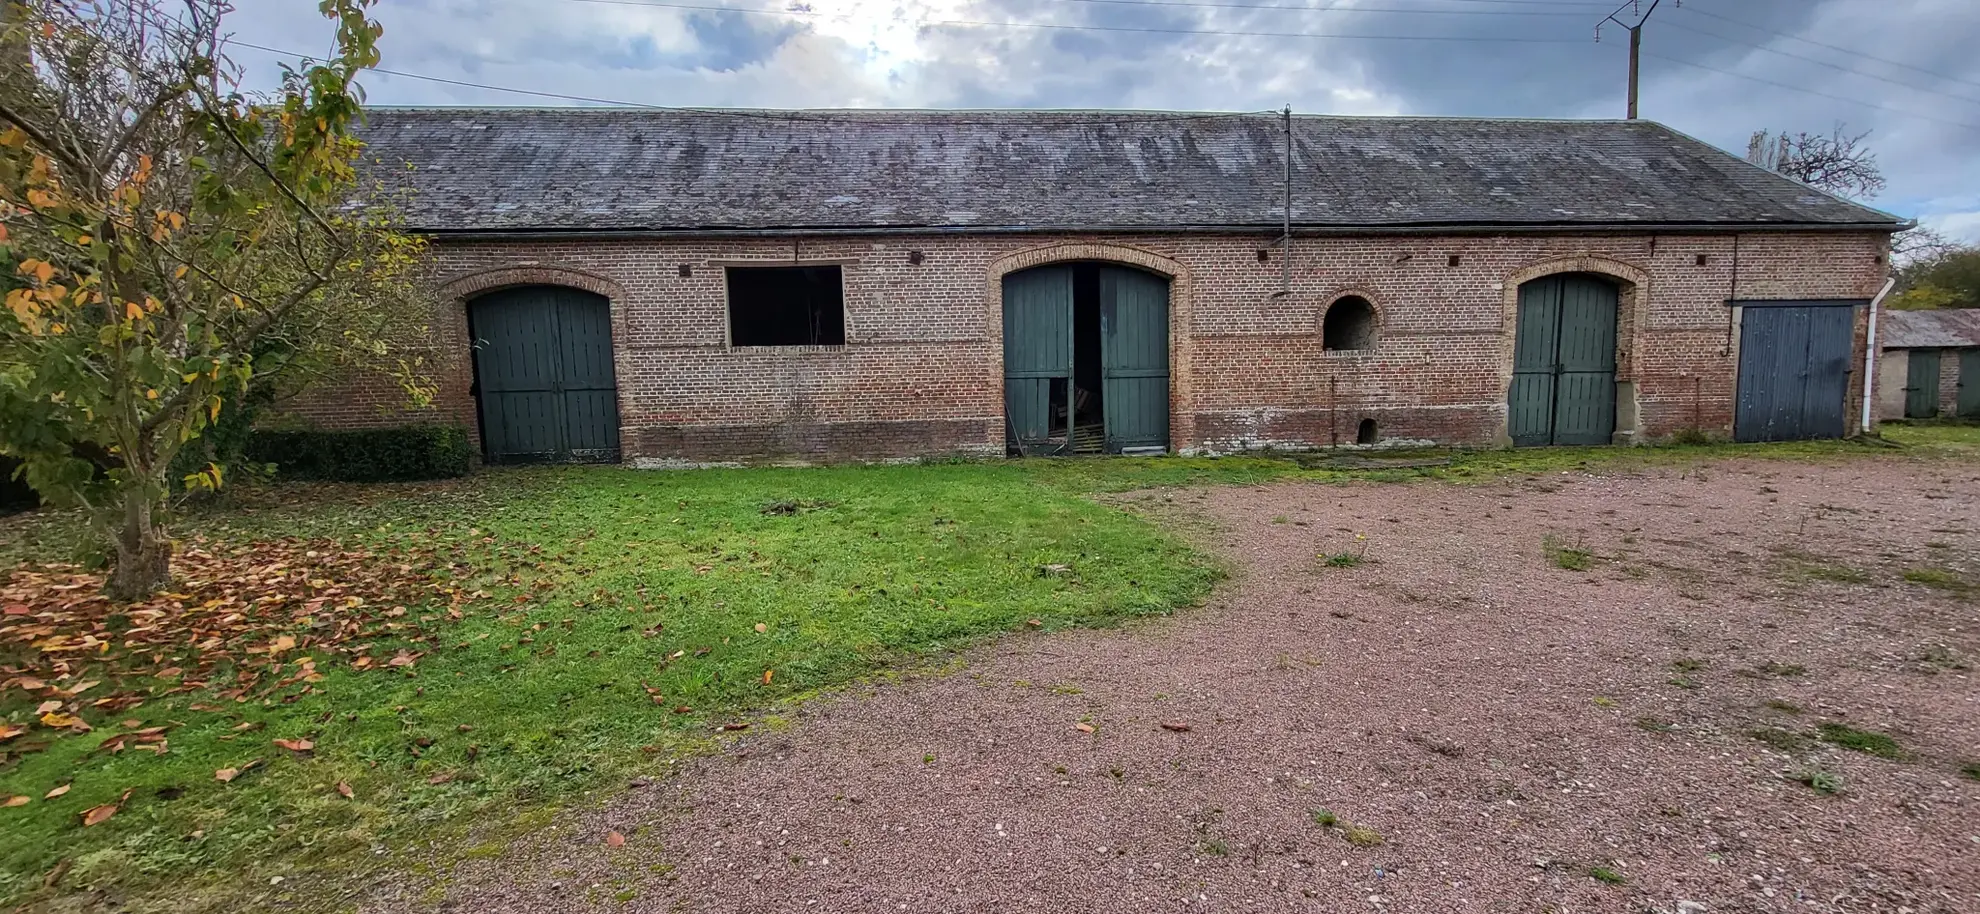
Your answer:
[284,230,1892,463]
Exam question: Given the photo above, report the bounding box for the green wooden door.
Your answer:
[470,287,621,463]
[1002,266,1073,456]
[1960,349,1980,418]
[1098,266,1171,453]
[1509,276,1619,446]
[1905,349,1941,418]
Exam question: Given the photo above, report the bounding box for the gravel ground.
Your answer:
[384,458,1980,914]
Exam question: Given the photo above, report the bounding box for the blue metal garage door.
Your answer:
[1733,301,1857,443]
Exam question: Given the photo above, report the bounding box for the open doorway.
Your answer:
[1002,262,1170,456]
[1070,265,1106,453]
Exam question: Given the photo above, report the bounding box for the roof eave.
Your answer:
[414,220,1910,241]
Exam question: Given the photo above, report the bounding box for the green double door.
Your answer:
[1003,264,1170,455]
[1509,275,1619,447]
[469,287,622,463]
[1905,349,1941,418]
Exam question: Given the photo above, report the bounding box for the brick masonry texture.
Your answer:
[284,230,1893,463]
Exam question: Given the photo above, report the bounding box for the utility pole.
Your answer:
[1598,0,1671,120]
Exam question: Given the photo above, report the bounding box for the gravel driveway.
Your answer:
[391,457,1980,914]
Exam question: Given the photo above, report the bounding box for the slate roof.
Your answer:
[1881,309,1980,349]
[355,107,1905,235]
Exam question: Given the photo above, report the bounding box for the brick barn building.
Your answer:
[291,108,1905,464]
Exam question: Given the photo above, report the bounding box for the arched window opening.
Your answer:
[1356,418,1378,445]
[1323,296,1377,351]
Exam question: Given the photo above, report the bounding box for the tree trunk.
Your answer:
[105,489,171,601]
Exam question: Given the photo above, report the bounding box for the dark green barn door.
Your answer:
[1905,349,1941,418]
[1003,266,1073,456]
[1509,275,1618,446]
[1099,266,1171,452]
[1960,349,1980,418]
[470,287,621,463]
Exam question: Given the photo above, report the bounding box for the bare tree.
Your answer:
[1746,124,1888,201]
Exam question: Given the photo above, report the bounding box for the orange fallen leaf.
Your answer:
[1074,722,1096,734]
[120,719,143,729]
[336,781,354,799]
[762,669,774,685]
[1025,618,1043,628]
[80,804,117,826]
[214,767,240,783]
[272,738,313,753]
[605,830,625,847]
[3,796,28,807]
[35,700,63,715]
[753,622,767,633]
[0,724,24,742]
[44,784,70,799]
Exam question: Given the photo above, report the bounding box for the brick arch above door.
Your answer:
[437,264,628,303]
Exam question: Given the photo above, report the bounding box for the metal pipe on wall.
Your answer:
[1860,276,1896,434]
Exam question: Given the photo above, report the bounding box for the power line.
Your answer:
[556,0,1604,42]
[1682,4,1980,93]
[1030,0,1596,16]
[1641,50,1980,133]
[1657,17,1980,107]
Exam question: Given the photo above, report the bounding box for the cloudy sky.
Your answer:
[231,0,1980,239]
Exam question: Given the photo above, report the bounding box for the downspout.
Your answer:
[1281,105,1292,296]
[1860,276,1896,435]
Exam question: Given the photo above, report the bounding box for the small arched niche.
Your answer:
[1322,295,1378,352]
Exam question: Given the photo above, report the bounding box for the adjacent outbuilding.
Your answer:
[289,108,1906,464]
[1876,309,1980,420]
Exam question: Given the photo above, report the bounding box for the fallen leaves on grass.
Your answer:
[80,804,117,826]
[272,738,314,753]
[214,759,263,783]
[336,781,354,799]
[43,783,69,799]
[0,538,494,753]
[3,795,28,807]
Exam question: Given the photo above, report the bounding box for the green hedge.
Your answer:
[246,425,474,482]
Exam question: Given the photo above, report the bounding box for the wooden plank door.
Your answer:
[1098,266,1171,453]
[1734,304,1853,442]
[1002,266,1074,456]
[471,287,621,463]
[1551,276,1620,446]
[1510,275,1618,446]
[1905,348,1942,418]
[1960,349,1980,418]
[471,289,567,462]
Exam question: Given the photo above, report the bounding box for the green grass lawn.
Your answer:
[1,426,1975,911]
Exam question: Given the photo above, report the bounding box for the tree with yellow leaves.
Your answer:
[0,1,431,598]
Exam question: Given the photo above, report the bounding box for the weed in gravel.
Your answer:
[1635,716,1677,733]
[1748,727,1814,754]
[1309,808,1338,828]
[1902,567,1969,592]
[1403,733,1465,758]
[1816,723,1904,759]
[1796,561,1871,584]
[1542,533,1594,571]
[1909,643,1970,674]
[1737,660,1808,680]
[1667,675,1702,690]
[1790,764,1845,795]
[1341,824,1385,848]
[1588,866,1627,885]
[1762,699,1804,715]
[1592,696,1617,708]
[1320,534,1370,568]
[1959,762,1980,782]
[1198,839,1230,857]
[1671,658,1708,673]
[1271,515,1289,525]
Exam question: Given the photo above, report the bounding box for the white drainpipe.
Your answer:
[1861,276,1896,435]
